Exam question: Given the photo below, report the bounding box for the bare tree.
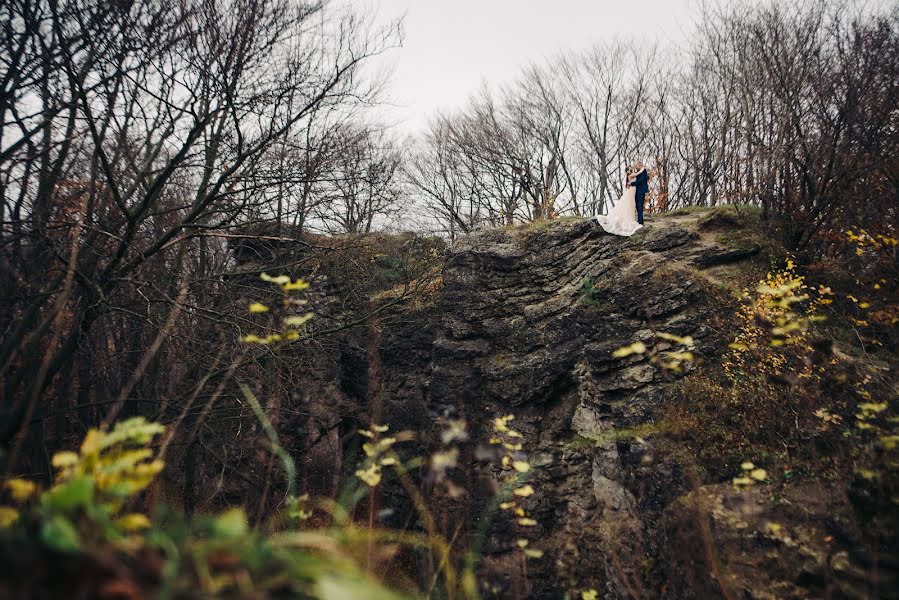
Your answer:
[0,0,400,471]
[315,124,403,234]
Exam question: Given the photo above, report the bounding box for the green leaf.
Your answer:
[41,476,94,512]
[41,515,80,552]
[212,508,248,539]
[316,573,406,600]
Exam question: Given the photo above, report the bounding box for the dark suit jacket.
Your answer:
[631,169,649,193]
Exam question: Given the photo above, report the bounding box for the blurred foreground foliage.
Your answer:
[0,417,409,599]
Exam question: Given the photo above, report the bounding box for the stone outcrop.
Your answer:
[282,209,895,598]
[334,211,763,597]
[416,214,730,598]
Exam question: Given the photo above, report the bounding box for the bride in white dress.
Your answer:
[592,169,643,237]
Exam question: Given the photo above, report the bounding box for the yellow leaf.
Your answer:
[513,485,535,497]
[656,332,694,346]
[116,513,151,532]
[284,313,314,327]
[517,517,538,526]
[512,461,530,473]
[0,506,19,528]
[516,538,529,548]
[282,279,310,291]
[249,303,270,313]
[4,479,38,503]
[213,508,249,539]
[356,465,381,487]
[51,452,79,469]
[260,273,291,285]
[612,341,647,358]
[524,548,544,558]
[750,468,767,481]
[740,461,755,470]
[431,449,458,471]
[80,430,102,457]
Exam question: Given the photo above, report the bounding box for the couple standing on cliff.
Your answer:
[592,160,648,237]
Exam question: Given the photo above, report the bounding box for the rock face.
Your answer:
[350,212,760,598]
[419,215,726,598]
[289,210,894,598]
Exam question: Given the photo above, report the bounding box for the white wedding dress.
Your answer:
[592,185,642,236]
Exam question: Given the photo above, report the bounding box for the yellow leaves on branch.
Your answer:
[1,417,165,542]
[516,538,544,558]
[612,331,695,373]
[656,332,694,346]
[492,415,515,433]
[355,464,382,487]
[355,424,400,488]
[260,273,310,291]
[733,460,767,488]
[489,412,542,555]
[243,275,313,345]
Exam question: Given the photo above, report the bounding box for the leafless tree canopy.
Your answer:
[0,0,402,474]
[0,0,896,504]
[406,1,898,248]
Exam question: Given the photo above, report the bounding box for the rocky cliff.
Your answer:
[358,209,896,599]
[222,208,896,599]
[396,211,752,598]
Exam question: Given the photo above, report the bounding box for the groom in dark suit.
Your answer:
[631,160,649,225]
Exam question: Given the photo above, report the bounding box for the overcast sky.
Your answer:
[361,0,699,132]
